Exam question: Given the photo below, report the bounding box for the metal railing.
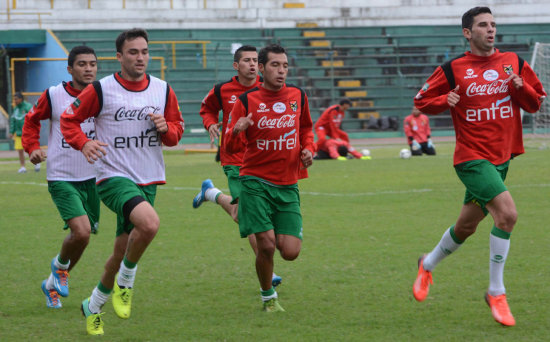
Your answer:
[149,41,211,69]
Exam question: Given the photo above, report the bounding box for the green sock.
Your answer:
[57,254,70,265]
[261,287,275,297]
[123,256,137,269]
[97,281,112,295]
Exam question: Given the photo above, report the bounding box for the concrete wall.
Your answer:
[1,0,549,30]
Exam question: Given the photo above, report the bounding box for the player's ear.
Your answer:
[233,61,239,71]
[462,28,471,41]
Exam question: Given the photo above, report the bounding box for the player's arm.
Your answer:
[199,87,223,143]
[299,94,315,167]
[156,86,184,146]
[22,90,51,160]
[403,116,414,143]
[509,63,547,113]
[225,99,248,154]
[414,66,454,114]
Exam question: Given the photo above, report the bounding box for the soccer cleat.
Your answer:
[485,293,516,326]
[263,298,285,312]
[112,280,133,319]
[41,280,62,309]
[336,156,347,161]
[272,274,282,288]
[413,255,433,302]
[81,298,104,336]
[50,258,69,297]
[360,156,372,160]
[18,166,27,173]
[192,179,214,208]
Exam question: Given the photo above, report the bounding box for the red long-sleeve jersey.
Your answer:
[225,84,315,185]
[200,75,261,166]
[414,49,546,165]
[403,114,431,144]
[314,104,347,141]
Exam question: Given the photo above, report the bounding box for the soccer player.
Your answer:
[192,45,282,288]
[403,106,436,156]
[225,44,315,312]
[412,7,546,327]
[315,137,367,160]
[10,92,37,173]
[22,46,99,310]
[61,28,184,335]
[314,98,352,149]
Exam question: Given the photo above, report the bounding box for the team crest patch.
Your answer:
[290,100,298,112]
[503,64,513,75]
[73,98,81,108]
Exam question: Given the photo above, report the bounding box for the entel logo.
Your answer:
[257,114,296,129]
[257,129,297,151]
[465,96,512,122]
[466,79,509,97]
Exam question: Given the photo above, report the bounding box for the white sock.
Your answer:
[89,286,110,313]
[423,226,463,271]
[488,228,511,296]
[205,187,222,203]
[261,290,278,302]
[54,254,70,270]
[117,261,138,288]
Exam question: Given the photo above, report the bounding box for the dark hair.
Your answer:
[337,145,349,157]
[234,45,257,63]
[116,28,149,53]
[68,46,97,67]
[340,98,352,106]
[462,7,492,30]
[14,91,24,99]
[258,44,287,66]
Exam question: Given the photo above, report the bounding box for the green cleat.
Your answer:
[112,280,133,319]
[263,298,285,312]
[81,298,104,336]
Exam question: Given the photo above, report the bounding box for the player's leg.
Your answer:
[410,144,422,156]
[14,136,26,172]
[421,142,436,155]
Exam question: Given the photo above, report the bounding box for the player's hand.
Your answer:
[29,149,46,164]
[447,85,460,107]
[208,123,221,143]
[301,149,313,168]
[507,73,523,90]
[233,113,254,135]
[411,139,421,151]
[82,140,108,164]
[427,138,434,148]
[149,113,168,133]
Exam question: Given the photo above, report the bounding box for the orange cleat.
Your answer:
[485,293,516,326]
[413,255,433,302]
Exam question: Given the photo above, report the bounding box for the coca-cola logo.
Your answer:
[114,106,161,121]
[466,79,509,97]
[257,114,296,129]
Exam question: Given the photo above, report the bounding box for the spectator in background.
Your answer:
[10,92,38,173]
[403,106,436,156]
[314,98,352,149]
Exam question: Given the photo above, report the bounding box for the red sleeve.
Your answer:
[199,87,222,130]
[224,99,247,154]
[300,93,315,153]
[22,89,51,154]
[403,115,413,139]
[510,62,547,113]
[160,86,184,146]
[60,84,100,151]
[414,66,452,114]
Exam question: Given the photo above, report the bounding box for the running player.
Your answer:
[192,45,282,287]
[412,6,546,326]
[61,28,184,335]
[22,46,99,309]
[225,44,315,312]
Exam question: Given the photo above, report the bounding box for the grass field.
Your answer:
[0,140,549,341]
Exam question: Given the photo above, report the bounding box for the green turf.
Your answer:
[0,140,549,341]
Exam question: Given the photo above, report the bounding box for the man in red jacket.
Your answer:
[403,106,436,156]
[412,7,546,327]
[225,44,315,312]
[314,98,351,149]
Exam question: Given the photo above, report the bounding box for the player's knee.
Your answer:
[71,228,91,245]
[256,235,276,256]
[496,210,517,230]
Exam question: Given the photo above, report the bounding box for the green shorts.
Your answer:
[223,165,241,204]
[48,178,100,233]
[455,159,510,215]
[238,178,303,240]
[97,177,157,236]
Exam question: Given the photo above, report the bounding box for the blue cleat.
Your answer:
[272,274,282,288]
[192,179,214,209]
[51,258,69,297]
[41,280,62,308]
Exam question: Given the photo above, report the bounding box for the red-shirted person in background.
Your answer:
[192,45,282,288]
[225,44,315,313]
[314,98,351,148]
[412,7,546,327]
[403,106,436,156]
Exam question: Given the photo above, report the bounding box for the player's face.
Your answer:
[259,52,288,91]
[68,54,97,90]
[464,13,496,56]
[13,96,22,105]
[234,51,258,81]
[117,36,149,81]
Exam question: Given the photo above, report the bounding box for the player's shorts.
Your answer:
[48,178,100,233]
[97,177,157,236]
[13,134,23,150]
[223,165,241,204]
[455,159,509,215]
[238,178,303,240]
